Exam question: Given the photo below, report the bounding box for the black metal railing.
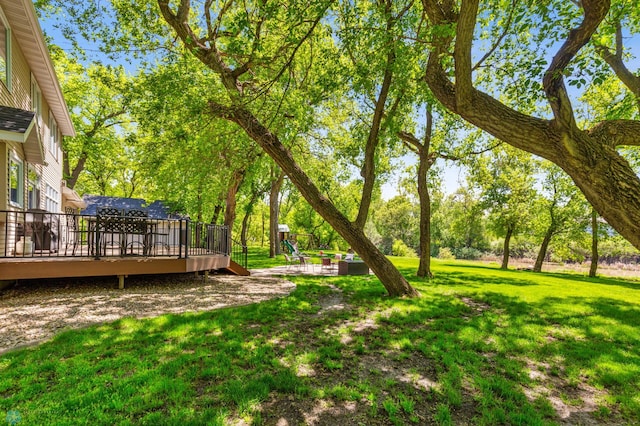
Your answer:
[231,238,248,269]
[0,210,230,260]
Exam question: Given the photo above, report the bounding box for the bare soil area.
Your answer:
[0,273,295,355]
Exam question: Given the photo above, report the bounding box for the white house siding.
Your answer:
[0,17,31,212]
[0,2,67,256]
[0,21,31,109]
[42,108,62,213]
[0,10,62,214]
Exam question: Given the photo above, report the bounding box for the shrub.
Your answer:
[392,239,417,257]
[438,247,455,260]
[453,247,483,260]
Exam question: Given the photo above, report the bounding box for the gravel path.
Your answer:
[0,273,295,355]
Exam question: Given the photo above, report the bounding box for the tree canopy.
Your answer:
[36,0,640,295]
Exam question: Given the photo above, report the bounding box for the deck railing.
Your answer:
[0,210,230,259]
[231,238,248,269]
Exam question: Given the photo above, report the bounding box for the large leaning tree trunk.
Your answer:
[213,104,419,297]
[158,0,419,297]
[422,0,640,252]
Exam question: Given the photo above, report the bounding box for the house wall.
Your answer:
[0,15,30,110]
[0,4,63,214]
[0,3,66,256]
[41,108,63,213]
[0,141,5,211]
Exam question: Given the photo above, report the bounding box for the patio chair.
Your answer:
[122,209,151,255]
[284,253,294,269]
[321,256,335,272]
[151,221,171,255]
[64,208,89,256]
[96,207,125,256]
[299,255,312,271]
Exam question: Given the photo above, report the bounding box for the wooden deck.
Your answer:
[0,254,231,281]
[0,211,246,286]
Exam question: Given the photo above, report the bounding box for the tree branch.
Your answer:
[588,120,640,147]
[472,0,517,71]
[158,0,242,97]
[595,20,640,112]
[252,9,327,100]
[398,130,421,153]
[454,0,479,110]
[355,0,398,230]
[542,0,610,129]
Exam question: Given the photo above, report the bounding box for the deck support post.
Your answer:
[118,275,125,289]
[204,270,209,280]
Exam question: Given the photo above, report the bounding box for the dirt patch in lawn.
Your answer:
[0,273,295,355]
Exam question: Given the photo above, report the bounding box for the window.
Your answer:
[9,153,23,207]
[0,8,11,91]
[31,78,42,127]
[45,183,59,212]
[48,113,58,160]
[27,167,41,209]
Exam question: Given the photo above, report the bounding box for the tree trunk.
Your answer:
[213,103,419,297]
[501,225,513,270]
[211,204,223,224]
[65,152,88,190]
[269,169,285,258]
[224,169,246,230]
[240,188,262,247]
[417,182,433,278]
[261,209,265,247]
[533,227,554,272]
[416,109,434,279]
[589,209,599,277]
[240,208,250,247]
[159,2,419,297]
[355,49,395,230]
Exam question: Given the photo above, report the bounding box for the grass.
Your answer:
[2,251,640,424]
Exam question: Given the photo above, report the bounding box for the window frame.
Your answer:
[31,77,42,128]
[48,112,59,161]
[0,7,11,92]
[45,183,59,213]
[8,152,23,208]
[27,166,41,210]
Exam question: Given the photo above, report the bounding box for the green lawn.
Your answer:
[1,253,640,425]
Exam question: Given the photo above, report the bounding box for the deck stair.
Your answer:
[225,260,250,276]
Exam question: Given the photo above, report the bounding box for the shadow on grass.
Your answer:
[2,267,639,425]
[539,271,640,291]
